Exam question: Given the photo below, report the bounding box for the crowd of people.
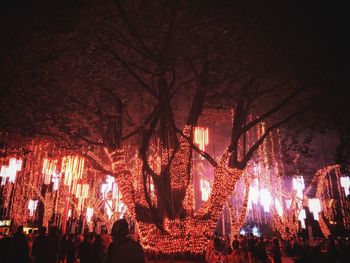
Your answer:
[207,232,350,263]
[0,219,145,263]
[2,222,350,263]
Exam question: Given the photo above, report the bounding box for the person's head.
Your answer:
[39,226,46,236]
[273,239,279,245]
[234,234,238,240]
[111,219,129,241]
[250,233,254,238]
[17,225,24,233]
[28,229,33,234]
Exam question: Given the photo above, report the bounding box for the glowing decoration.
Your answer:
[260,189,272,212]
[240,229,246,236]
[200,179,211,201]
[340,176,350,196]
[293,176,305,199]
[194,127,209,152]
[42,158,58,185]
[298,209,306,229]
[61,155,85,187]
[28,199,38,217]
[86,207,93,223]
[309,198,321,221]
[0,158,22,185]
[51,172,60,191]
[248,179,259,210]
[252,226,260,237]
[274,198,283,217]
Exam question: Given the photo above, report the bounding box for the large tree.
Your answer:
[0,0,333,254]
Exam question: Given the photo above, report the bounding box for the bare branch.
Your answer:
[97,35,159,99]
[242,86,305,133]
[113,0,158,61]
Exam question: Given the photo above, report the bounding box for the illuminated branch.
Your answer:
[176,128,217,167]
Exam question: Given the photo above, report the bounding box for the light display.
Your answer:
[0,158,22,185]
[340,176,350,196]
[274,198,283,217]
[298,209,306,229]
[2,130,350,256]
[260,189,272,212]
[200,179,211,201]
[28,199,38,217]
[194,127,209,152]
[86,207,93,222]
[308,198,321,221]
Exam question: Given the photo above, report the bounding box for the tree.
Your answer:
[0,0,329,254]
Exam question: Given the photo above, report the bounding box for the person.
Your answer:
[103,219,145,263]
[92,235,105,263]
[66,233,76,263]
[79,232,96,263]
[9,225,30,263]
[271,238,282,263]
[32,226,47,263]
[255,236,268,263]
[100,227,111,253]
[46,226,60,263]
[247,233,256,263]
[213,232,222,251]
[59,234,67,263]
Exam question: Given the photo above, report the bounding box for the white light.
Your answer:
[275,198,283,216]
[86,207,94,223]
[28,199,38,217]
[248,179,259,210]
[0,158,22,185]
[293,176,305,200]
[252,226,260,237]
[340,177,350,196]
[260,189,272,212]
[285,199,292,209]
[298,209,306,229]
[52,172,60,191]
[194,127,209,152]
[309,198,321,221]
[240,229,246,236]
[200,179,211,201]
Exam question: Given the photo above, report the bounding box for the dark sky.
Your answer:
[1,0,347,71]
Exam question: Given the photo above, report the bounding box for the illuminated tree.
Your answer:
[0,0,329,254]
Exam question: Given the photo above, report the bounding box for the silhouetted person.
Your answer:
[59,234,67,263]
[46,226,60,263]
[103,219,144,263]
[9,225,30,263]
[32,226,47,263]
[271,239,282,263]
[79,232,96,263]
[92,235,105,263]
[66,233,76,263]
